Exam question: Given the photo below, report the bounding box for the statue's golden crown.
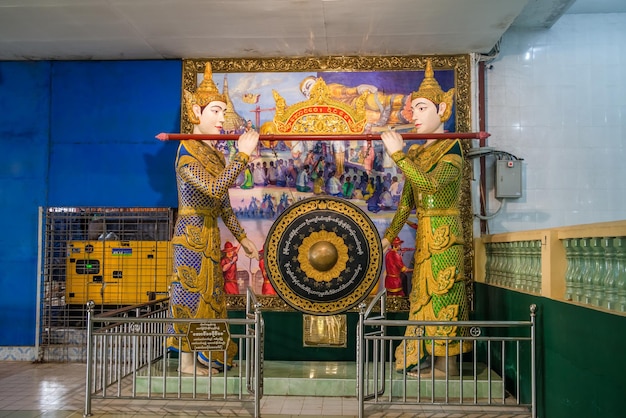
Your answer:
[412,59,455,122]
[183,62,227,124]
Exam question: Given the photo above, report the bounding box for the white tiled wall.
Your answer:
[483,13,626,234]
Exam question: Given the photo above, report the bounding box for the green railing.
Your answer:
[475,220,626,316]
[562,237,626,311]
[485,240,542,294]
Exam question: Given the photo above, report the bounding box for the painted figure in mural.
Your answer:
[275,159,287,187]
[342,176,355,199]
[296,164,311,192]
[258,246,277,295]
[313,170,326,195]
[169,62,260,375]
[326,170,342,197]
[362,140,376,174]
[299,76,411,130]
[240,164,254,189]
[221,241,240,295]
[332,140,347,176]
[267,161,278,185]
[253,162,267,186]
[389,175,402,204]
[379,186,393,210]
[384,237,412,297]
[244,119,255,132]
[380,60,471,377]
[362,177,375,201]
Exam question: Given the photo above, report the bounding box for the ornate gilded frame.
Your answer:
[181,55,474,313]
[181,55,471,133]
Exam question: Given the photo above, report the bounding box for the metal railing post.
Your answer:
[530,304,537,418]
[357,302,366,418]
[83,301,95,417]
[254,299,262,418]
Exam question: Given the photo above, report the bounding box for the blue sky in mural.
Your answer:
[212,69,456,132]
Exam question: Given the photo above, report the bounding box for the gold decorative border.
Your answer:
[183,55,474,312]
[181,55,471,134]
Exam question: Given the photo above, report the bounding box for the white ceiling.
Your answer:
[0,0,623,61]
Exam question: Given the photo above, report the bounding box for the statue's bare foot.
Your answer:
[178,364,207,375]
[406,356,460,379]
[434,355,460,377]
[178,352,220,375]
[406,367,446,378]
[178,364,221,375]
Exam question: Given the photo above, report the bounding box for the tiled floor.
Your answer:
[0,361,531,417]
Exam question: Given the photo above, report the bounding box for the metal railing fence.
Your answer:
[84,288,264,417]
[357,290,536,418]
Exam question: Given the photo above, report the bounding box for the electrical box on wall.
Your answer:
[496,160,522,198]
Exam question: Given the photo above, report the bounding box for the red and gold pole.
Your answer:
[155,132,491,142]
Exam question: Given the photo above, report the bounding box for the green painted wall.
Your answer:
[474,283,626,418]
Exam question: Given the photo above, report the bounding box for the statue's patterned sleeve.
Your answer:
[384,151,415,242]
[383,149,462,242]
[220,193,247,242]
[178,152,249,199]
[393,151,461,195]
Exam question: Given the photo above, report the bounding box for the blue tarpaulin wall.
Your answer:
[0,60,181,345]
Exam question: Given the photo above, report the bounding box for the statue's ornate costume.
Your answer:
[168,140,248,367]
[385,139,472,371]
[383,60,471,372]
[168,62,249,369]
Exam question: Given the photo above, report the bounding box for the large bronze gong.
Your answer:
[264,197,382,315]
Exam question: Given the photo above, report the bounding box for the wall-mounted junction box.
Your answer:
[495,160,522,198]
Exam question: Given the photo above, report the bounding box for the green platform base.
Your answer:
[135,360,504,399]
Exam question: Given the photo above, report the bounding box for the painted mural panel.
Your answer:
[177,56,472,298]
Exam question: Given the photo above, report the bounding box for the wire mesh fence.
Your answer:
[38,206,174,362]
